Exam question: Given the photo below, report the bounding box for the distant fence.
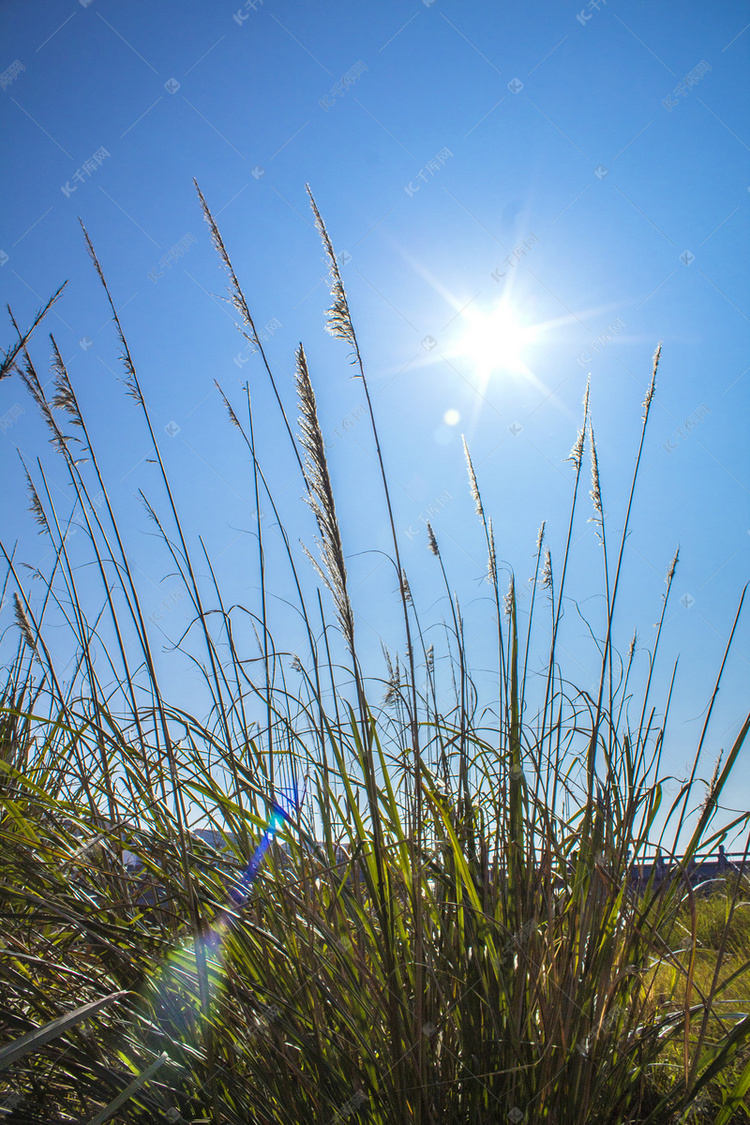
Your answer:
[628,847,749,892]
[122,833,750,897]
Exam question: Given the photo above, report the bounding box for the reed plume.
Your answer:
[13,591,37,652]
[306,185,356,353]
[295,342,355,653]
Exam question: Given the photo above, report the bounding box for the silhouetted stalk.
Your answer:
[244,386,275,789]
[540,382,589,819]
[79,225,224,705]
[588,422,613,756]
[520,521,546,721]
[194,181,305,481]
[585,345,660,836]
[669,585,747,850]
[214,380,330,784]
[462,440,507,760]
[79,225,232,1114]
[1,283,66,381]
[634,549,680,765]
[42,336,163,792]
[506,579,525,928]
[306,203,425,1109]
[26,463,127,857]
[16,327,172,812]
[425,522,467,814]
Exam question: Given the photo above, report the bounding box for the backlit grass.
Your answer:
[0,186,748,1124]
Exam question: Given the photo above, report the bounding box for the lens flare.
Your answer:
[144,780,303,1042]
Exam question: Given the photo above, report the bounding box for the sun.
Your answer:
[453,302,538,380]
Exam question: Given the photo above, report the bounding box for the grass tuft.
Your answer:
[0,190,748,1125]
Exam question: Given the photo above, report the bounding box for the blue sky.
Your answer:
[1,0,749,823]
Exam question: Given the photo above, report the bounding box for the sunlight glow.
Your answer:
[454,302,538,380]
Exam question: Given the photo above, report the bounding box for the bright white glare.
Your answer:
[444,408,460,426]
[454,302,538,380]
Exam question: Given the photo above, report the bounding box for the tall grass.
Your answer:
[0,185,749,1124]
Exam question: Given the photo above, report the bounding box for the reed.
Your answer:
[0,187,748,1125]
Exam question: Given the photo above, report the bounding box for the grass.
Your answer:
[0,183,749,1124]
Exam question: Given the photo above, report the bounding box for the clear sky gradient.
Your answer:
[1,1,748,817]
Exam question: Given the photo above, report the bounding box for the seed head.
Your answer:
[462,437,484,520]
[567,378,590,471]
[426,521,439,557]
[306,186,356,352]
[589,423,602,518]
[14,593,37,652]
[642,343,660,420]
[542,548,553,590]
[487,517,497,586]
[504,574,515,617]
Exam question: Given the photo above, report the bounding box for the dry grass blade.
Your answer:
[195,180,305,483]
[19,457,50,536]
[16,348,72,458]
[1,283,67,381]
[0,992,127,1073]
[78,221,143,405]
[194,179,259,348]
[214,379,242,430]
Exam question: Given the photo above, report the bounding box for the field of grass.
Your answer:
[0,185,749,1124]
